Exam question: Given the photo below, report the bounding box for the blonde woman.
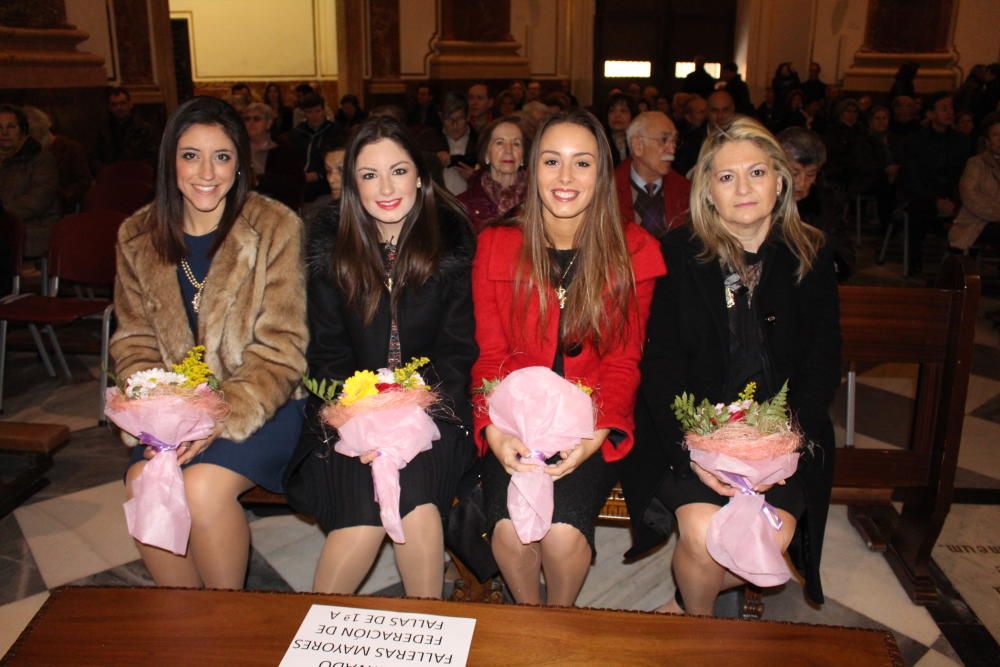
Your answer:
[470,110,665,606]
[620,116,842,613]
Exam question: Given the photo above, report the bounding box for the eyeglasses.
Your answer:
[640,134,677,146]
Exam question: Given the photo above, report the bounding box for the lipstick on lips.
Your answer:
[377,198,402,210]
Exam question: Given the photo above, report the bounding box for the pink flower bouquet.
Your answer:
[483,367,595,543]
[672,381,801,586]
[309,357,440,543]
[104,347,228,555]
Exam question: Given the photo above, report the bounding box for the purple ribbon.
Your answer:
[138,431,179,453]
[719,471,784,530]
[519,450,549,465]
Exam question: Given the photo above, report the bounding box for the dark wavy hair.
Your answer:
[334,115,467,324]
[150,96,252,263]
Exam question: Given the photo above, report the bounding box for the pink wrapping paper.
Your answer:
[689,447,800,586]
[487,367,594,543]
[334,404,440,543]
[122,448,191,555]
[105,387,223,555]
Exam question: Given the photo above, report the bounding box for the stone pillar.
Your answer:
[843,0,960,93]
[0,0,106,89]
[428,0,529,79]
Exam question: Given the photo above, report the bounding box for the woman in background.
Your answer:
[458,116,529,232]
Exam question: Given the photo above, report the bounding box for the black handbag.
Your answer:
[445,462,500,583]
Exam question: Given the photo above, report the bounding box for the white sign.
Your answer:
[279,604,476,667]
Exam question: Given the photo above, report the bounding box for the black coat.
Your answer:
[619,227,842,603]
[283,204,478,517]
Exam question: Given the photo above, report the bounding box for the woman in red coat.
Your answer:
[470,109,665,605]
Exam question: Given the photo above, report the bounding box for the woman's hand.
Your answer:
[485,425,536,475]
[753,479,785,494]
[360,450,379,465]
[545,429,609,481]
[176,424,223,466]
[691,461,737,497]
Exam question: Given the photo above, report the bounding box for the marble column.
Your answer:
[843,0,960,93]
[0,0,105,89]
[429,0,529,79]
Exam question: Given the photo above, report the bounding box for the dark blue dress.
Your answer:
[128,231,304,493]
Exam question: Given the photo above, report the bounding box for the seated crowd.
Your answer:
[2,62,999,614]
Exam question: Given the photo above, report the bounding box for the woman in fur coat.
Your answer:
[112,97,308,589]
[283,116,478,599]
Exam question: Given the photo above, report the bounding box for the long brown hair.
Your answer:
[149,96,252,263]
[515,109,634,352]
[689,116,823,283]
[334,115,465,324]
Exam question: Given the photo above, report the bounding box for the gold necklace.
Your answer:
[179,259,207,313]
[555,251,578,310]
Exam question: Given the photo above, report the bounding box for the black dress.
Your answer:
[480,249,617,554]
[654,250,805,520]
[619,228,841,603]
[283,206,479,534]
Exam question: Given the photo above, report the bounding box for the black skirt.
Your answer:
[481,449,616,554]
[285,401,477,534]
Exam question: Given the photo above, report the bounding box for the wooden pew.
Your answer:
[0,421,70,516]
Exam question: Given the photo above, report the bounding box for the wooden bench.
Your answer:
[0,421,71,516]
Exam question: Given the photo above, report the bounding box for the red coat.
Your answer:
[470,223,666,462]
[614,158,691,233]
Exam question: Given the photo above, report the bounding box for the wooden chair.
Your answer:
[96,160,154,187]
[0,421,70,517]
[0,211,125,421]
[82,178,153,216]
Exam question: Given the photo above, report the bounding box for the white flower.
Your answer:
[376,368,396,384]
[410,371,426,388]
[715,403,726,412]
[125,369,188,398]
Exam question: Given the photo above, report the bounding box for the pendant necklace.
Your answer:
[556,251,579,310]
[180,259,207,313]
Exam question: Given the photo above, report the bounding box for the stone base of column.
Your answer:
[0,25,105,89]
[428,39,530,79]
[843,51,959,94]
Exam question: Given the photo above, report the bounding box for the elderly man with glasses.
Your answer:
[614,111,692,237]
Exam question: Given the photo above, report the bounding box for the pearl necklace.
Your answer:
[179,259,207,313]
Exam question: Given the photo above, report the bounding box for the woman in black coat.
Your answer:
[284,117,478,599]
[619,117,842,614]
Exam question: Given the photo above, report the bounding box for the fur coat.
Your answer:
[110,192,309,441]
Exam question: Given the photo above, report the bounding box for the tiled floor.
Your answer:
[2,240,999,665]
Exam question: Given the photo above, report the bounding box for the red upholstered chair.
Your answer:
[82,178,154,217]
[0,210,126,421]
[96,160,155,187]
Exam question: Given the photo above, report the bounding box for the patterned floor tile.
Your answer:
[0,592,48,659]
[28,426,131,503]
[0,514,47,606]
[14,481,139,589]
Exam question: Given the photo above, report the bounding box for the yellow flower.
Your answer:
[574,380,594,396]
[738,381,757,403]
[394,356,430,388]
[172,346,215,388]
[340,370,380,406]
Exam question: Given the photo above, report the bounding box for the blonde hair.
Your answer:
[515,110,635,351]
[689,116,824,283]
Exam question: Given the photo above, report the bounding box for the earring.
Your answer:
[417,178,422,188]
